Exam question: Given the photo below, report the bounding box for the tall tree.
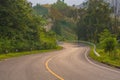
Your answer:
[0,0,57,53]
[77,0,112,42]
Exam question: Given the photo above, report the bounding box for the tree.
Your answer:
[103,37,117,53]
[77,0,112,42]
[51,0,69,18]
[99,29,118,54]
[33,4,48,16]
[0,0,57,53]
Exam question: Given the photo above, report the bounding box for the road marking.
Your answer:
[85,48,120,74]
[45,57,64,80]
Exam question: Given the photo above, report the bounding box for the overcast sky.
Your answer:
[27,0,85,6]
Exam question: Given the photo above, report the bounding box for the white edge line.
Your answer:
[85,48,120,74]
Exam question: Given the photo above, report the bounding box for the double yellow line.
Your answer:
[45,57,64,80]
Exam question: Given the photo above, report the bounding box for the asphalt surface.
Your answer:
[0,43,120,80]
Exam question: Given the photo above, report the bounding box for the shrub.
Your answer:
[103,37,117,53]
[99,29,118,54]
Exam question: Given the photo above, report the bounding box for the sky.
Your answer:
[27,0,85,6]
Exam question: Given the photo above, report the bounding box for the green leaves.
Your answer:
[99,29,113,41]
[77,0,112,42]
[104,37,117,52]
[0,0,57,53]
[33,4,48,16]
[99,29,118,53]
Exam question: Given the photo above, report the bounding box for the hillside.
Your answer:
[32,1,77,41]
[33,4,49,16]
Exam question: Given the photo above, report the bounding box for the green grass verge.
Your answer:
[89,47,120,68]
[0,46,63,61]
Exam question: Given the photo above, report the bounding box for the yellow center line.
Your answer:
[45,57,64,80]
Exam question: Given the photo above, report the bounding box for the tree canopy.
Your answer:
[77,0,112,42]
[0,0,57,53]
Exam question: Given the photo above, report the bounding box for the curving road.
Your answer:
[0,43,120,80]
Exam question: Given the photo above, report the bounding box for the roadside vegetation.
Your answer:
[0,0,58,55]
[0,0,76,59]
[0,46,62,61]
[90,47,120,68]
[74,0,120,67]
[89,30,120,67]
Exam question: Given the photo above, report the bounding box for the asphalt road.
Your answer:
[0,43,120,80]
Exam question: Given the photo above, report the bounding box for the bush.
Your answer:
[103,37,117,53]
[99,29,118,54]
[0,38,12,53]
[0,0,58,54]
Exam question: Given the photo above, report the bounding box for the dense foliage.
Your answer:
[0,0,57,54]
[77,0,112,42]
[33,4,48,17]
[75,0,120,53]
[99,29,118,53]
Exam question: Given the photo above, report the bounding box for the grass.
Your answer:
[0,46,63,61]
[76,41,120,68]
[89,46,120,68]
